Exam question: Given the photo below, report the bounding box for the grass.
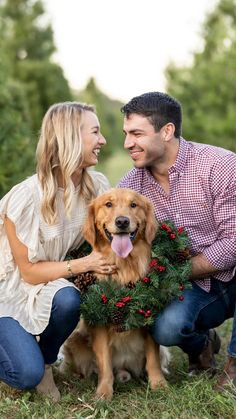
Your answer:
[0,320,235,419]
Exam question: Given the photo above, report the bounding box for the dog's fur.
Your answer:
[61,188,170,399]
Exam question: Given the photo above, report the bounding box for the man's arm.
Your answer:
[190,153,236,279]
[190,253,218,280]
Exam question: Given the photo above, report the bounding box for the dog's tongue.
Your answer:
[111,234,133,258]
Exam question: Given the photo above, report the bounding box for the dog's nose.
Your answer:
[115,216,130,229]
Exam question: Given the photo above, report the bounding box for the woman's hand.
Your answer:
[4,216,116,284]
[74,251,117,275]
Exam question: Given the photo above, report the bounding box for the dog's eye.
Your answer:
[105,201,112,208]
[130,202,137,208]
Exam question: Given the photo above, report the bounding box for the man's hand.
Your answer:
[190,253,218,279]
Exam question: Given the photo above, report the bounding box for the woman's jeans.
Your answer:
[0,287,80,390]
[151,277,236,358]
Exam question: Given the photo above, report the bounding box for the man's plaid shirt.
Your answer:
[118,138,236,291]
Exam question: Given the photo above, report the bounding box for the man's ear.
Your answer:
[162,122,176,141]
[83,202,97,247]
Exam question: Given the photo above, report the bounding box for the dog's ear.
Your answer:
[145,200,158,245]
[83,202,97,247]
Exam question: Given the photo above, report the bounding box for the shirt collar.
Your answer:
[168,137,189,175]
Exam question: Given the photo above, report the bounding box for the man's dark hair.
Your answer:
[121,92,182,138]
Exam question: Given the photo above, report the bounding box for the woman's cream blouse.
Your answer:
[0,172,110,334]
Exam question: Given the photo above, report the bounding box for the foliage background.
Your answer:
[1,0,236,198]
[166,0,236,151]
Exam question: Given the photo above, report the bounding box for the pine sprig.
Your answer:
[68,221,192,332]
[67,241,92,261]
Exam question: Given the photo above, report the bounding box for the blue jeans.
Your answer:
[151,276,236,358]
[0,287,80,390]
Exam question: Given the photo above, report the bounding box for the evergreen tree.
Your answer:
[1,0,72,133]
[0,58,34,196]
[0,0,55,63]
[165,0,236,151]
[0,0,72,196]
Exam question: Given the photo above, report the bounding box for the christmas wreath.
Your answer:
[67,221,192,332]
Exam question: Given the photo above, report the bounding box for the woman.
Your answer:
[0,102,115,401]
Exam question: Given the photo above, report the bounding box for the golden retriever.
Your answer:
[61,188,170,399]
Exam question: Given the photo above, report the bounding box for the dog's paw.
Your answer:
[160,345,171,375]
[150,376,168,390]
[96,382,113,400]
[115,369,131,383]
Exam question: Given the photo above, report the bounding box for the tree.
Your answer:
[0,60,34,195]
[0,0,72,133]
[0,0,72,196]
[16,59,72,134]
[165,0,236,151]
[0,0,55,63]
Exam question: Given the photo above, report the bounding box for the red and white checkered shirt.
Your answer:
[117,138,236,292]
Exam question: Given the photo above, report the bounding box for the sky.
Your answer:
[44,0,217,102]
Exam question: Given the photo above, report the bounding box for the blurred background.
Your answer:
[0,0,236,196]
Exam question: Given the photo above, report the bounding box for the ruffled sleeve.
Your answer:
[90,170,111,196]
[0,179,46,279]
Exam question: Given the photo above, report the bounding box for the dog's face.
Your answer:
[84,188,158,258]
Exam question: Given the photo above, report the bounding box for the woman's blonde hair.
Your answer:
[36,101,97,224]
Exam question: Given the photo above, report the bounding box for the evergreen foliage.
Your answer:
[1,0,236,196]
[78,221,192,331]
[166,0,236,151]
[0,0,72,197]
[0,50,33,193]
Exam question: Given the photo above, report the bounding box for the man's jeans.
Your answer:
[0,287,80,389]
[151,277,236,358]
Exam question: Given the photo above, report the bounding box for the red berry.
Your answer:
[161,223,168,230]
[121,296,132,303]
[138,309,145,315]
[161,223,171,233]
[115,301,125,308]
[150,259,158,267]
[145,310,151,318]
[157,266,166,272]
[179,295,184,301]
[101,293,108,304]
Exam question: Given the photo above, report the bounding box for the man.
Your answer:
[117,91,236,392]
